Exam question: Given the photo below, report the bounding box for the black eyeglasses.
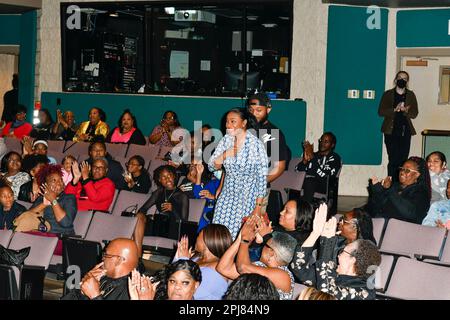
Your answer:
[264,243,274,250]
[102,252,125,261]
[341,249,354,257]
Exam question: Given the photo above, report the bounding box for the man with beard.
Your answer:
[295,132,341,203]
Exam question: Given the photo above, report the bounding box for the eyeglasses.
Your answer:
[102,252,125,261]
[264,243,274,250]
[399,167,419,174]
[341,249,354,257]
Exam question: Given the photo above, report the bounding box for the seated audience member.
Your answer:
[84,141,126,190]
[128,259,201,301]
[258,199,314,246]
[192,163,220,232]
[149,110,183,147]
[426,151,450,204]
[0,184,26,230]
[423,179,450,229]
[30,108,54,140]
[367,156,431,224]
[18,155,49,202]
[0,105,32,139]
[106,109,146,145]
[298,287,336,300]
[295,132,341,203]
[134,165,189,256]
[28,164,77,235]
[338,207,377,245]
[172,224,233,300]
[290,204,381,300]
[52,110,79,141]
[222,273,280,300]
[217,215,297,300]
[22,137,56,164]
[122,155,151,194]
[1,151,30,199]
[61,155,76,186]
[65,158,115,212]
[73,107,109,142]
[62,238,139,300]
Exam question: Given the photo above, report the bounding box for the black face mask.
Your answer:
[397,79,407,89]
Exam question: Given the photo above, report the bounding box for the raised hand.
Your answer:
[199,190,215,200]
[80,161,91,180]
[22,136,33,155]
[175,235,193,259]
[71,161,81,185]
[312,203,328,237]
[321,216,338,238]
[241,214,258,243]
[39,183,57,202]
[256,218,273,238]
[381,176,392,189]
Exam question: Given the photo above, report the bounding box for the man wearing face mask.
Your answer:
[378,71,418,181]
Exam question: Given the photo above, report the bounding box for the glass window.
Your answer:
[61,1,292,98]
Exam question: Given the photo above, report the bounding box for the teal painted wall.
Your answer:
[324,6,388,165]
[0,12,37,120]
[41,92,306,157]
[397,9,450,47]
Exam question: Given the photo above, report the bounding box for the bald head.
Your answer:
[104,238,139,278]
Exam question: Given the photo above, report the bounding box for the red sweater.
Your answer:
[1,122,33,139]
[65,177,115,212]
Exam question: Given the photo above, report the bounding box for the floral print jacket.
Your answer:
[290,236,376,300]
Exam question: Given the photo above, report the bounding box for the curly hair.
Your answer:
[35,164,63,186]
[153,165,177,187]
[406,156,431,201]
[352,239,381,279]
[151,260,202,300]
[223,274,279,300]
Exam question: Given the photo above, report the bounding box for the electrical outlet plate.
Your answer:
[363,90,376,99]
[347,89,360,99]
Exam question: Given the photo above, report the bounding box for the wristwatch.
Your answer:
[51,199,58,206]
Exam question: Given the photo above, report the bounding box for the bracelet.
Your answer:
[241,239,250,244]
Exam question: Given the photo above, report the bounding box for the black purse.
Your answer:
[121,205,139,217]
[0,245,31,267]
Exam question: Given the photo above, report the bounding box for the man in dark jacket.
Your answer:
[296,132,342,203]
[61,238,139,300]
[2,74,19,125]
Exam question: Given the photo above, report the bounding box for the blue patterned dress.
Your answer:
[208,131,268,239]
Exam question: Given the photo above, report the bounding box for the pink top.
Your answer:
[110,127,136,143]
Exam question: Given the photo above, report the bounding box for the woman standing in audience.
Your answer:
[149,111,183,147]
[208,108,268,239]
[367,156,430,224]
[291,204,381,300]
[0,105,32,139]
[106,109,146,145]
[133,165,189,257]
[426,151,450,204]
[379,71,418,181]
[173,224,233,300]
[128,259,201,301]
[1,151,30,200]
[122,155,151,194]
[73,107,109,142]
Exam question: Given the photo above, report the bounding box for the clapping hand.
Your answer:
[175,235,194,260]
[39,183,57,203]
[71,161,81,184]
[241,215,258,243]
[312,203,328,237]
[80,161,91,180]
[302,140,314,163]
[22,136,33,155]
[128,269,157,301]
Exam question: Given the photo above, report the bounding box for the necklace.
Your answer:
[164,188,176,202]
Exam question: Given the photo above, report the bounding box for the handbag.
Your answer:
[0,245,31,267]
[121,205,139,217]
[12,210,51,233]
